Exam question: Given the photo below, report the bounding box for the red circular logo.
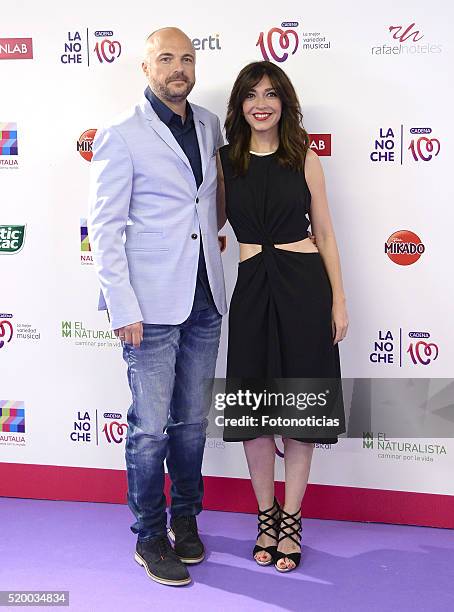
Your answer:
[77,129,97,162]
[385,230,425,266]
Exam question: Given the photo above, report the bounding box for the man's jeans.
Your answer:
[123,303,222,541]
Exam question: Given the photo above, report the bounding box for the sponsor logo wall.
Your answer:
[1,3,453,513]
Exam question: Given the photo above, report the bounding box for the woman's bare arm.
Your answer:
[305,148,348,342]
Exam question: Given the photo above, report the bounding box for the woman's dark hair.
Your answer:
[224,61,310,175]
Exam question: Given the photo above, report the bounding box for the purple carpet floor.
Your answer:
[1,497,453,611]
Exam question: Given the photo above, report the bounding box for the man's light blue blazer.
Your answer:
[88,94,228,330]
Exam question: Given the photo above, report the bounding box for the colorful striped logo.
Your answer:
[0,400,25,433]
[80,218,91,252]
[0,122,18,155]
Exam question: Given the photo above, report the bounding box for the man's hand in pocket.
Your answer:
[114,321,143,348]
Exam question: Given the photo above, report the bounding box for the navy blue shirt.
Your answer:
[145,87,216,312]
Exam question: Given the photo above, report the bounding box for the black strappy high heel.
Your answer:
[253,497,281,566]
[274,508,302,572]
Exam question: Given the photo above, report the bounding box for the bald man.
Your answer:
[88,27,227,586]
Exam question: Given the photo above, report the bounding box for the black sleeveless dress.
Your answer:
[220,145,345,443]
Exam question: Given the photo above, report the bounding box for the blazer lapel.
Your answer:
[193,107,209,182]
[139,96,193,174]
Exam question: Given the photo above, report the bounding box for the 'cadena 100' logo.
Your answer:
[257,23,299,62]
[94,31,121,63]
[408,128,440,161]
[370,126,440,164]
[385,230,425,266]
[407,332,439,366]
[257,22,331,62]
[0,315,13,349]
[370,329,439,367]
[102,413,128,444]
[60,30,121,65]
[77,129,97,162]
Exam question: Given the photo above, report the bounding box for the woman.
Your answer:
[217,61,348,573]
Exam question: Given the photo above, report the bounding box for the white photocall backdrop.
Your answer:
[1,0,454,500]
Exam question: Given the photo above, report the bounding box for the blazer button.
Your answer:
[195,197,199,203]
[191,233,198,240]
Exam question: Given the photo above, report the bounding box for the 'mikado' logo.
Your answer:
[385,230,425,266]
[77,129,97,162]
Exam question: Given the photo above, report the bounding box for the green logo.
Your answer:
[61,321,72,338]
[0,225,26,254]
[363,431,374,449]
[61,321,117,341]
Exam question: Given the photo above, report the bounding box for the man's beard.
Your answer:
[151,75,195,103]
